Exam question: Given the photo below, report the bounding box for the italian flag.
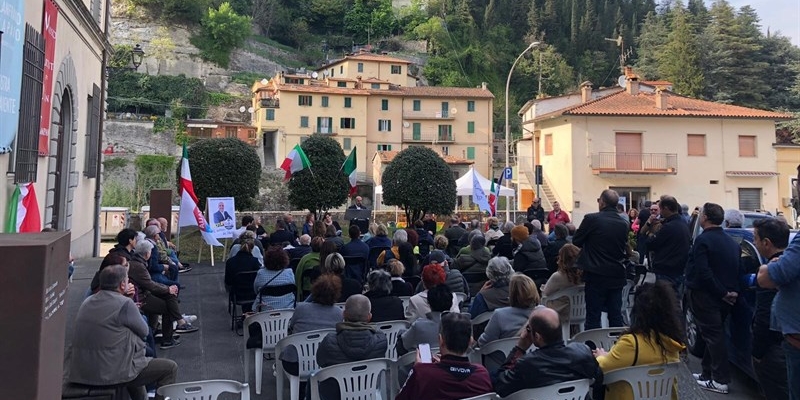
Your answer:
[177,143,223,247]
[179,143,199,204]
[5,183,41,233]
[280,144,312,182]
[489,172,503,217]
[343,147,358,196]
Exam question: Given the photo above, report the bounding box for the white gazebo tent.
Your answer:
[455,167,514,197]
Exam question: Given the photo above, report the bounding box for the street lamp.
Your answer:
[131,44,144,71]
[505,40,540,221]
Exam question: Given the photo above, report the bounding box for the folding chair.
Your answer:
[157,380,250,400]
[499,378,592,400]
[602,363,681,400]
[371,320,411,360]
[541,285,586,340]
[243,309,294,394]
[309,358,392,400]
[274,328,335,400]
[229,271,258,332]
[570,328,624,351]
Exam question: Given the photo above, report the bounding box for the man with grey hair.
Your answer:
[317,294,388,368]
[143,225,180,287]
[288,234,312,259]
[724,208,755,243]
[69,265,178,400]
[530,219,549,249]
[445,217,467,257]
[365,270,405,322]
[284,213,298,238]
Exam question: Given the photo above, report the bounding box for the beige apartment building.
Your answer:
[251,52,494,200]
[774,144,800,224]
[0,0,111,256]
[516,77,792,225]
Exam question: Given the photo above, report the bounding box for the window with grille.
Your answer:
[298,95,312,106]
[84,84,101,178]
[687,134,706,156]
[738,135,756,157]
[378,119,392,132]
[738,188,761,211]
[13,25,45,184]
[225,127,237,138]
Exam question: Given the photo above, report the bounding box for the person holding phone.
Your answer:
[395,312,492,400]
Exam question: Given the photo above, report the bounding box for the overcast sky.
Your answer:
[723,0,800,45]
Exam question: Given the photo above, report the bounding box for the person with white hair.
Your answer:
[530,219,549,249]
[377,229,417,276]
[723,208,754,243]
[288,234,312,259]
[492,221,517,259]
[469,256,515,317]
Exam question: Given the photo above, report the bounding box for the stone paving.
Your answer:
[63,257,762,399]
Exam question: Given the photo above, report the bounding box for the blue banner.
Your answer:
[0,0,26,154]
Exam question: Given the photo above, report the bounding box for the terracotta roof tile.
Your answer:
[555,91,792,120]
[725,171,780,177]
[398,86,495,99]
[377,150,473,165]
[272,84,370,95]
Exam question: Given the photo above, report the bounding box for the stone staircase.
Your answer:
[519,160,557,211]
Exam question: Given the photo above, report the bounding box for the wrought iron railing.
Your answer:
[590,152,678,174]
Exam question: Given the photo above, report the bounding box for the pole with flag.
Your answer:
[4,183,42,233]
[489,171,504,217]
[342,147,358,196]
[280,144,312,182]
[177,143,224,258]
[472,170,492,215]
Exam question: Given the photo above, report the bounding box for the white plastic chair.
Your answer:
[500,378,592,400]
[243,309,294,395]
[541,285,586,340]
[371,320,411,360]
[569,328,624,351]
[455,292,468,307]
[399,296,411,310]
[391,347,439,397]
[309,358,392,400]
[157,379,250,400]
[601,280,635,328]
[462,393,498,400]
[471,311,494,326]
[335,302,346,310]
[603,363,681,400]
[274,328,335,400]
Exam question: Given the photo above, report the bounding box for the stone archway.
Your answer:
[45,55,79,230]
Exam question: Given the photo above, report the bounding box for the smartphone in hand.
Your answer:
[418,343,432,363]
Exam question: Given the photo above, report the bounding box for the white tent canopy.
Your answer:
[455,167,514,197]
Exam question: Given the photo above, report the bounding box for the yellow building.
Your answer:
[516,77,792,225]
[251,52,494,199]
[774,144,800,224]
[1,0,111,256]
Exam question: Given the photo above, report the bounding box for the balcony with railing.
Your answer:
[590,153,678,174]
[259,98,280,108]
[401,130,455,143]
[313,125,337,135]
[402,110,455,120]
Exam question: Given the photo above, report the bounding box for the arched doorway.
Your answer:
[51,88,73,230]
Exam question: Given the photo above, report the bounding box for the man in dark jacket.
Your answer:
[317,294,388,368]
[444,217,467,257]
[340,225,370,280]
[751,218,790,400]
[646,195,691,294]
[288,234,312,259]
[527,198,545,227]
[636,201,652,263]
[543,224,569,274]
[511,225,547,273]
[493,307,603,397]
[110,228,138,261]
[572,189,630,330]
[396,312,492,400]
[685,202,740,394]
[269,219,298,247]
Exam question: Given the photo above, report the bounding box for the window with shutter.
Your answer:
[687,134,706,156]
[738,135,756,157]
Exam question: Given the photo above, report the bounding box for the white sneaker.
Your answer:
[697,379,729,394]
[182,314,197,323]
[692,373,703,380]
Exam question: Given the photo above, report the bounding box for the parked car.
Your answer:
[685,206,795,379]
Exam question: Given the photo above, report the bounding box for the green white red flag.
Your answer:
[342,147,358,196]
[177,143,223,247]
[5,183,41,233]
[280,144,312,182]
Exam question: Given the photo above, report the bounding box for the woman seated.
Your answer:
[378,229,418,276]
[387,259,413,297]
[469,257,514,317]
[484,217,504,244]
[477,274,540,347]
[365,223,392,248]
[541,244,582,325]
[405,263,460,321]
[491,221,516,260]
[319,252,362,302]
[301,212,315,236]
[362,222,378,243]
[593,281,685,400]
[253,246,296,311]
[364,270,404,323]
[396,284,453,356]
[229,230,264,266]
[454,234,492,294]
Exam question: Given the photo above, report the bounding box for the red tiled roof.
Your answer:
[376,151,473,165]
[398,86,495,99]
[273,84,370,95]
[725,171,780,177]
[547,90,793,120]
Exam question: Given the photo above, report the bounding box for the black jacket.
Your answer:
[543,238,569,274]
[317,322,387,368]
[685,226,740,298]
[492,233,515,259]
[646,214,691,277]
[527,205,545,226]
[752,251,783,359]
[444,226,467,256]
[288,245,312,260]
[224,251,260,288]
[493,342,603,397]
[512,237,547,272]
[572,207,629,279]
[269,229,298,247]
[364,290,405,322]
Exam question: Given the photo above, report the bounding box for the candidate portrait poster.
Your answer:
[207,197,236,239]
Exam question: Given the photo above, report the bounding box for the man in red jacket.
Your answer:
[396,312,492,400]
[546,201,571,232]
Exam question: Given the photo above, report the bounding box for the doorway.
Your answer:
[52,88,73,230]
[609,186,650,212]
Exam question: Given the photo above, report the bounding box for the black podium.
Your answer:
[345,209,371,236]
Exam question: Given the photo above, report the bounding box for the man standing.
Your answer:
[546,201,570,233]
[572,189,630,329]
[422,213,437,236]
[686,202,740,394]
[396,312,492,400]
[69,265,178,400]
[527,198,545,227]
[284,213,298,238]
[758,164,800,400]
[348,196,366,210]
[444,217,466,257]
[493,307,603,397]
[646,195,690,294]
[751,219,790,400]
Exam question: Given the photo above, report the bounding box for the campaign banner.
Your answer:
[207,197,237,239]
[38,0,58,156]
[0,0,26,154]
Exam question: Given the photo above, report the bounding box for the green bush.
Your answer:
[135,155,178,208]
[102,180,137,208]
[207,91,242,106]
[231,71,264,85]
[107,72,208,118]
[103,157,129,170]
[183,138,261,210]
[192,2,252,68]
[287,134,349,217]
[129,0,209,23]
[382,146,456,222]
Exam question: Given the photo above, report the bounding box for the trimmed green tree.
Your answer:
[182,138,261,211]
[381,146,456,223]
[287,135,349,218]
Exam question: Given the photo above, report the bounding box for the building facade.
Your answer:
[774,144,800,225]
[0,0,110,256]
[516,77,791,225]
[251,52,494,195]
[185,120,258,146]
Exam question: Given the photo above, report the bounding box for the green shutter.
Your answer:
[266,109,275,121]
[467,147,475,159]
[322,96,329,107]
[468,121,475,134]
[344,97,352,108]
[413,123,421,140]
[468,101,475,112]
[300,116,308,127]
[382,99,388,110]
[413,100,420,111]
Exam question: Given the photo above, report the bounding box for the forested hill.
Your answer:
[123,0,800,134]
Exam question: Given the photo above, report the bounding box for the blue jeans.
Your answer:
[785,340,800,400]
[584,281,624,330]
